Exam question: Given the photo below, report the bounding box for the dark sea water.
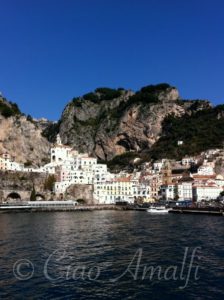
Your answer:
[0,211,224,300]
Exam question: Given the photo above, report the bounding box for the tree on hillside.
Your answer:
[30,185,36,201]
[44,175,56,192]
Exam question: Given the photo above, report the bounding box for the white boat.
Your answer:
[147,206,170,213]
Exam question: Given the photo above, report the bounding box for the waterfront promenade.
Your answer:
[1,202,224,216]
[0,203,128,213]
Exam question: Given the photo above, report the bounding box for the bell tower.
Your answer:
[162,160,172,185]
[56,134,62,146]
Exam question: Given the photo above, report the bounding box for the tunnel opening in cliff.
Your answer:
[6,192,21,201]
[35,194,45,201]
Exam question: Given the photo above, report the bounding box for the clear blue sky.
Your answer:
[0,0,224,120]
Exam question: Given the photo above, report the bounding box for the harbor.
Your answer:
[1,201,224,216]
[169,206,224,216]
[0,201,128,213]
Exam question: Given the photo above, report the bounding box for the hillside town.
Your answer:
[1,134,224,205]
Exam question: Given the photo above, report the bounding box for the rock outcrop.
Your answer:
[58,84,211,161]
[0,84,214,167]
[66,184,96,204]
[0,96,51,166]
[0,171,53,202]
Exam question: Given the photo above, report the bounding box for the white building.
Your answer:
[93,164,110,183]
[193,184,223,202]
[175,172,194,201]
[161,171,194,201]
[197,166,214,176]
[161,184,176,201]
[54,181,71,194]
[52,135,116,197]
[215,175,224,188]
[181,157,198,166]
[60,168,94,185]
[80,156,97,170]
[0,153,24,171]
[38,163,56,174]
[50,135,73,164]
[153,160,164,173]
[177,182,193,201]
[132,181,151,201]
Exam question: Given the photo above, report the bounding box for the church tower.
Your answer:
[56,134,62,146]
[162,160,172,185]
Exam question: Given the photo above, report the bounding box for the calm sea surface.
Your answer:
[0,211,224,299]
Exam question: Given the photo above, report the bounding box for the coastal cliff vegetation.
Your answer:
[1,84,224,170]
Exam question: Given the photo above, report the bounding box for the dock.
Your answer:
[169,207,224,216]
[0,204,128,213]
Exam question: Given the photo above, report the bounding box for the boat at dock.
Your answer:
[147,206,170,213]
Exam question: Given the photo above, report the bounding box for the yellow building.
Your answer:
[94,177,134,204]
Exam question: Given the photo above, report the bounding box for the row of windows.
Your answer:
[133,191,150,195]
[97,192,132,196]
[62,179,92,183]
[29,203,74,207]
[97,186,131,190]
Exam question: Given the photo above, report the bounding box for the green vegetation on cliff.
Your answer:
[0,97,21,118]
[104,83,173,121]
[81,87,123,103]
[44,175,56,191]
[99,152,138,172]
[42,83,222,169]
[42,122,60,142]
[150,105,224,160]
[95,87,123,100]
[30,185,36,201]
[127,83,171,106]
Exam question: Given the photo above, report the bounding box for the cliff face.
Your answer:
[66,184,95,204]
[58,84,211,160]
[0,171,57,202]
[0,96,51,166]
[0,84,213,167]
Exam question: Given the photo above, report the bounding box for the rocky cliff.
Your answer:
[0,84,217,168]
[0,170,56,201]
[57,84,211,161]
[0,96,51,166]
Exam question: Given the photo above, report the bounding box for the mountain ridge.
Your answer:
[0,84,222,170]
